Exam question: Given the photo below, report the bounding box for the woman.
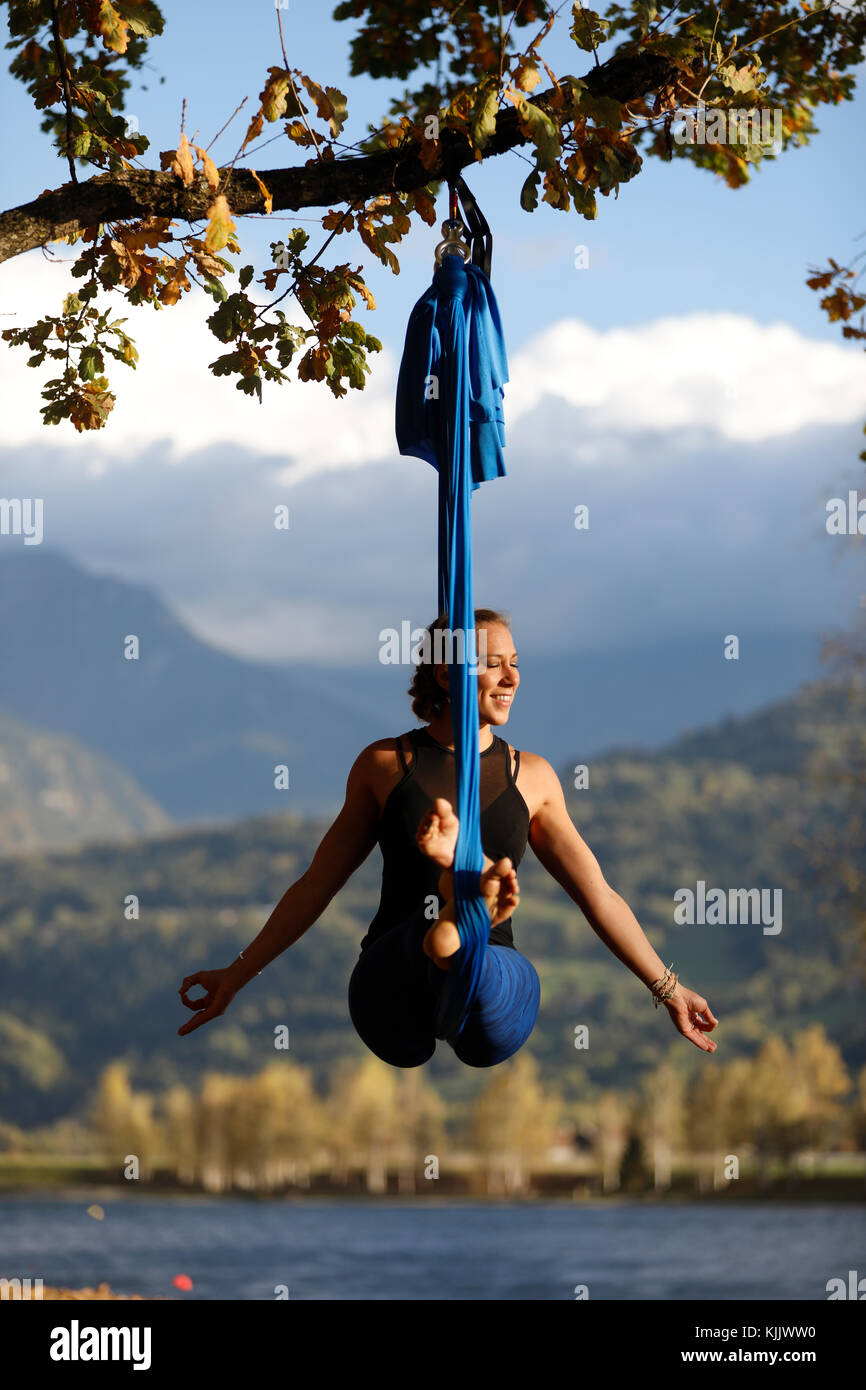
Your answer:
[178,609,718,1067]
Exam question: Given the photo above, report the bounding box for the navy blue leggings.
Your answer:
[348,907,541,1068]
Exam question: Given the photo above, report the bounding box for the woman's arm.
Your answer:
[227,747,381,987]
[177,745,383,1033]
[523,753,718,1051]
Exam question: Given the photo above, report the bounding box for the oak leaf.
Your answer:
[205,196,237,253]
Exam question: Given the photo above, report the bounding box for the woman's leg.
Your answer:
[415,797,541,1066]
[415,798,519,968]
[450,945,541,1067]
[347,907,438,1068]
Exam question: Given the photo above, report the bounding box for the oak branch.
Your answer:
[0,53,677,264]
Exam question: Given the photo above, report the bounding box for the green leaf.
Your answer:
[238,265,255,290]
[577,92,624,130]
[209,350,244,378]
[570,4,610,53]
[570,182,597,219]
[470,78,500,151]
[325,86,348,137]
[236,374,263,403]
[635,1,658,34]
[79,345,104,381]
[114,0,165,38]
[509,91,561,170]
[204,277,228,303]
[520,167,541,211]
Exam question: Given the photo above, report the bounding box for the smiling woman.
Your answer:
[178,610,719,1068]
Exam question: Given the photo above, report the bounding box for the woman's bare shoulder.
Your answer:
[358,733,412,762]
[513,747,558,779]
[351,735,414,803]
[510,747,564,814]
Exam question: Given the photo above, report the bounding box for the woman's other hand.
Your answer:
[665,985,718,1053]
[177,967,240,1036]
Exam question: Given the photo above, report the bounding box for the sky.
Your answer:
[1,1,865,675]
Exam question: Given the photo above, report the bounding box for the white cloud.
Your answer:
[506,314,866,444]
[1,252,864,475]
[0,251,399,477]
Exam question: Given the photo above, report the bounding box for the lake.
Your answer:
[1,1195,863,1300]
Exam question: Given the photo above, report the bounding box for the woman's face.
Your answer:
[475,622,519,726]
[433,621,519,725]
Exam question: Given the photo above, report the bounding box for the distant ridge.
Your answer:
[0,707,171,853]
[0,548,382,820]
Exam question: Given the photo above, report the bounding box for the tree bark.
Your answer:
[0,52,677,263]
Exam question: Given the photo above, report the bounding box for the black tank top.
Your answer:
[361,726,530,952]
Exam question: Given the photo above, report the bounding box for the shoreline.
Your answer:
[1,1179,864,1204]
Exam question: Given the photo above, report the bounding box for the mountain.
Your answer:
[0,674,862,1128]
[0,547,833,827]
[0,708,171,853]
[0,548,381,820]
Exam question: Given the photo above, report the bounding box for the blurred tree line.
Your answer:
[3,1022,864,1197]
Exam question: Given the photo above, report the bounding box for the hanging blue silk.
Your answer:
[395,255,536,1050]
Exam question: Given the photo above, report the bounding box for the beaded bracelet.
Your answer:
[650,962,678,1007]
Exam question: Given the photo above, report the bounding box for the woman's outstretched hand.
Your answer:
[178,968,239,1036]
[665,984,718,1053]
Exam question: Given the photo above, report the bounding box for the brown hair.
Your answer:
[407,608,512,721]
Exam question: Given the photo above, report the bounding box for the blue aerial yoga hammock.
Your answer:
[394,238,540,1056]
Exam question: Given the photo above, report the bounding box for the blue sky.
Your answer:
[1,1,865,686]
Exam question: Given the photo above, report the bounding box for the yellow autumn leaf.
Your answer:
[110,238,141,289]
[170,134,195,187]
[298,75,348,137]
[249,169,273,215]
[205,195,237,252]
[512,57,542,93]
[123,217,174,250]
[158,257,191,306]
[322,209,354,232]
[242,112,264,151]
[193,144,220,191]
[346,272,376,311]
[98,0,129,54]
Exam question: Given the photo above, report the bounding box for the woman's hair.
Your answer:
[407,608,512,721]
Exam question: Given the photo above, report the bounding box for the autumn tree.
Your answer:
[590,1087,631,1192]
[746,1028,850,1168]
[325,1055,402,1191]
[193,1072,242,1193]
[242,1060,325,1190]
[636,1058,687,1190]
[392,1066,447,1194]
[688,1054,758,1187]
[159,1081,197,1185]
[2,1,864,429]
[89,1059,156,1179]
[470,1052,561,1193]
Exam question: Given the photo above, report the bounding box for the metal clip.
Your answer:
[434,216,471,266]
[433,179,492,278]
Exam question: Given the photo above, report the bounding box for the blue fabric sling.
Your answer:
[395,253,537,1051]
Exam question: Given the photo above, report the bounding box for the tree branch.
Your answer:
[0,52,678,264]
